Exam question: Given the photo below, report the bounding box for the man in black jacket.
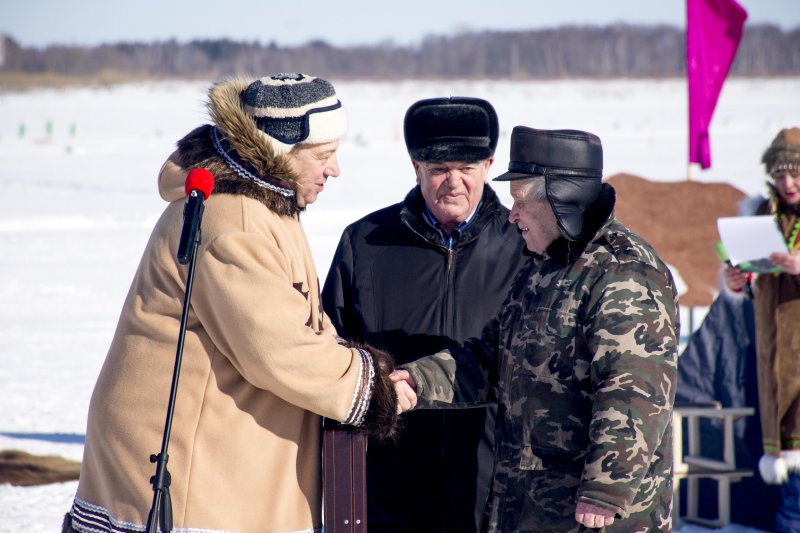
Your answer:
[322,97,527,532]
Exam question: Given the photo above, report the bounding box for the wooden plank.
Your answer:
[322,421,367,533]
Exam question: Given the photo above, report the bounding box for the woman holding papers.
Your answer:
[724,127,800,533]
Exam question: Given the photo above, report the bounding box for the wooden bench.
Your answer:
[672,404,755,529]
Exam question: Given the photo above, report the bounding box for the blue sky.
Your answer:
[1,0,797,48]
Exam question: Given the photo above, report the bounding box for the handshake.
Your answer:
[390,370,417,414]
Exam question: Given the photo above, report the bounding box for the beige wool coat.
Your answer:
[68,78,397,533]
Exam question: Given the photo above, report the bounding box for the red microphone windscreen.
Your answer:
[185,168,215,200]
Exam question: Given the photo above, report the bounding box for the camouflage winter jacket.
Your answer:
[403,185,680,532]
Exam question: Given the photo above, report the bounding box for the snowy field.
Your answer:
[1,77,799,531]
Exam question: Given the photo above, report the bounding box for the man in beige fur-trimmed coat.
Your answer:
[62,74,399,533]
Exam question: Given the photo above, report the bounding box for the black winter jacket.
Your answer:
[322,185,527,533]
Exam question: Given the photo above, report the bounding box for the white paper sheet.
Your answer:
[717,215,788,269]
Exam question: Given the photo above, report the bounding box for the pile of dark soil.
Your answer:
[606,173,748,308]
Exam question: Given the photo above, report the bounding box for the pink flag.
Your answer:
[687,0,747,169]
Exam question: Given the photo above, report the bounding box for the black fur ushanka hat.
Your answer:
[403,97,499,162]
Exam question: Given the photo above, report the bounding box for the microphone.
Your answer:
[177,168,214,265]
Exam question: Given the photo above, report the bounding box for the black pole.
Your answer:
[146,225,202,533]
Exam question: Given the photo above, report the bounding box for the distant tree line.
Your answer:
[1,24,798,80]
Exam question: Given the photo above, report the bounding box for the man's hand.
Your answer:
[390,369,417,414]
[575,501,615,529]
[770,250,800,275]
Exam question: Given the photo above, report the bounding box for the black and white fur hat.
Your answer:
[404,97,499,162]
[241,73,348,155]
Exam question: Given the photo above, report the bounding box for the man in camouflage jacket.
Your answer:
[393,127,680,532]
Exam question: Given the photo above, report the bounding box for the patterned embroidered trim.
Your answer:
[70,497,237,533]
[70,497,321,533]
[71,497,145,533]
[342,349,365,424]
[770,162,800,174]
[210,126,296,198]
[342,348,375,426]
[352,348,376,426]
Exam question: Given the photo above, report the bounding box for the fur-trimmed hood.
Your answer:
[159,77,306,217]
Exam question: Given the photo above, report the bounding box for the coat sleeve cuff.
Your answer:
[341,342,400,441]
[575,494,626,519]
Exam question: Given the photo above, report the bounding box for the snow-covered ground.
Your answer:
[2,77,799,531]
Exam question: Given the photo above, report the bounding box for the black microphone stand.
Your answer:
[146,198,204,533]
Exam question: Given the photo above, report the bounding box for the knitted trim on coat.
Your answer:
[175,124,301,217]
[68,497,322,533]
[342,348,375,426]
[352,344,400,440]
[210,126,296,198]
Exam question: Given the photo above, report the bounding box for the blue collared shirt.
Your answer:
[421,199,482,250]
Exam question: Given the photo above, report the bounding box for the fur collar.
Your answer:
[173,77,306,217]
